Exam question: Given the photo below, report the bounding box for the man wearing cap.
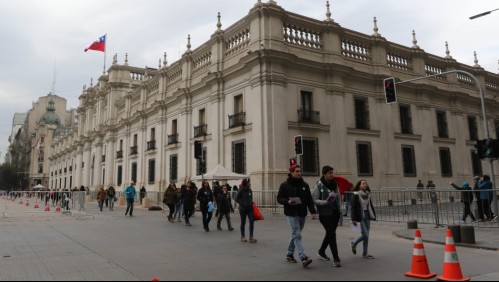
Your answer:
[277,165,317,268]
[125,181,137,217]
[450,181,475,223]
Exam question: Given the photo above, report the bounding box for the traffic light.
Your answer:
[194,140,203,159]
[294,135,303,155]
[383,77,397,104]
[487,139,499,159]
[474,139,487,159]
[289,158,297,166]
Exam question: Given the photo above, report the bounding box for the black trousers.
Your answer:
[318,212,341,261]
[476,197,484,220]
[202,211,213,230]
[463,202,475,221]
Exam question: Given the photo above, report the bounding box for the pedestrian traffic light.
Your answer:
[383,77,397,104]
[290,158,297,166]
[194,140,203,159]
[294,135,303,155]
[474,139,487,159]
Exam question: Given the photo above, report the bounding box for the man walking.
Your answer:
[312,165,342,267]
[450,181,475,223]
[125,181,137,217]
[277,165,317,268]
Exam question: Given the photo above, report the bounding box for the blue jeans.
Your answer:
[352,211,371,256]
[287,216,307,260]
[108,196,115,210]
[239,207,254,238]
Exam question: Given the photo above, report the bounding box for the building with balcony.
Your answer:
[48,1,499,192]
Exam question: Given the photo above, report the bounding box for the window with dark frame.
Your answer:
[131,162,137,183]
[354,98,370,130]
[299,137,319,176]
[356,142,373,176]
[148,159,155,183]
[399,105,413,134]
[436,110,449,138]
[401,145,417,177]
[232,140,246,174]
[196,148,207,175]
[471,151,483,177]
[468,116,478,141]
[117,165,123,186]
[170,155,178,181]
[439,147,452,177]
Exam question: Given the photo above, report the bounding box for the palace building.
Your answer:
[48,1,499,192]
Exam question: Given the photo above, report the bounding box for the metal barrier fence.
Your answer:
[249,188,499,228]
[84,187,499,228]
[1,191,90,219]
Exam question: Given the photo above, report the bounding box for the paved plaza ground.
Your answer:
[0,201,498,281]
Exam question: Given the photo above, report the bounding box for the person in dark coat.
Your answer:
[236,178,256,243]
[217,184,234,231]
[450,181,475,223]
[197,180,214,232]
[277,165,317,268]
[182,182,197,226]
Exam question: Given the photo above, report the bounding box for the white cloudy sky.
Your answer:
[0,0,498,162]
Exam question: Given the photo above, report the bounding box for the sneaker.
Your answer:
[351,242,357,255]
[362,254,375,259]
[249,238,257,244]
[333,260,341,267]
[492,215,498,221]
[317,252,331,261]
[186,223,192,226]
[228,227,234,231]
[301,257,313,267]
[286,255,297,263]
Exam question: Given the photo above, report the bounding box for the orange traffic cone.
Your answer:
[436,229,470,281]
[55,202,61,212]
[405,229,436,279]
[34,199,39,209]
[18,198,23,205]
[25,199,30,207]
[44,204,50,212]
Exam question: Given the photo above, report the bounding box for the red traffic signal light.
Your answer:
[290,158,297,166]
[383,77,397,104]
[294,135,303,155]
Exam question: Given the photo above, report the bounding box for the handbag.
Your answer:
[252,202,264,221]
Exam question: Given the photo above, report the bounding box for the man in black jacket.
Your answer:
[450,181,476,223]
[277,165,317,268]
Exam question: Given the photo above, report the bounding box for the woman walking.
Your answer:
[163,183,178,223]
[197,180,214,232]
[182,182,197,226]
[97,186,106,212]
[350,180,376,259]
[236,178,257,243]
[173,185,183,222]
[107,186,116,211]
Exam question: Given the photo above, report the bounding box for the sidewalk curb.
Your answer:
[392,230,499,251]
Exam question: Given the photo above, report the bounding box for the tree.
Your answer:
[0,163,20,190]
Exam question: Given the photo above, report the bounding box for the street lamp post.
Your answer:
[470,8,499,20]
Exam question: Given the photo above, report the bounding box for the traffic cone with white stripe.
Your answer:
[436,229,470,281]
[25,199,30,206]
[44,203,50,212]
[55,201,61,212]
[34,199,39,209]
[405,229,436,279]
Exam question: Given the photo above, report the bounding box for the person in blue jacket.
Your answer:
[478,175,497,221]
[125,181,137,217]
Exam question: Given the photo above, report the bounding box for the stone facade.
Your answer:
[49,1,499,192]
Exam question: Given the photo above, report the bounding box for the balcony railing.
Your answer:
[194,124,208,138]
[101,155,106,163]
[168,134,178,145]
[229,112,246,128]
[117,150,123,159]
[147,140,156,151]
[130,146,138,156]
[298,109,320,124]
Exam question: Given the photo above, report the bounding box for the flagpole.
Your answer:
[103,33,107,75]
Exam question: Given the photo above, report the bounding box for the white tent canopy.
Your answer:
[191,164,248,180]
[33,184,44,189]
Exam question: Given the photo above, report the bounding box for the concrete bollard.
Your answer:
[407,220,418,229]
[410,199,417,205]
[447,225,461,243]
[142,198,151,209]
[119,196,126,206]
[460,226,475,244]
[387,200,393,207]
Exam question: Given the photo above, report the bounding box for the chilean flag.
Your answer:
[84,34,106,52]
